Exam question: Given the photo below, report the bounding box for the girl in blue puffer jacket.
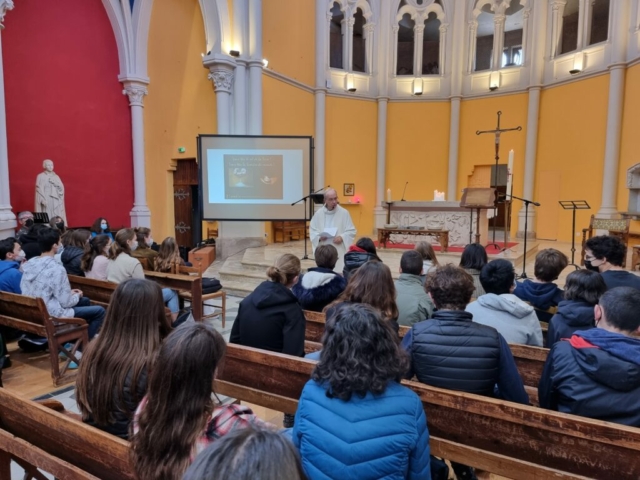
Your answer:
[292,303,431,480]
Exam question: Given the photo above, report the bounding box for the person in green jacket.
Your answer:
[395,250,435,326]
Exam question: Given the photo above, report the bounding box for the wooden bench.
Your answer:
[0,388,133,480]
[303,310,548,405]
[145,271,203,321]
[377,227,449,252]
[272,221,307,243]
[68,275,117,309]
[172,265,227,327]
[217,343,640,479]
[0,292,88,386]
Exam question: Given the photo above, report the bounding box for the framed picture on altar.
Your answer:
[343,183,355,196]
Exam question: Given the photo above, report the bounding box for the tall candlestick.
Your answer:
[386,188,392,203]
[506,149,514,196]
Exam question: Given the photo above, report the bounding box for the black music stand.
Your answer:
[559,200,590,269]
[33,212,50,224]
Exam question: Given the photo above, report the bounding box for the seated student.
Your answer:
[154,237,185,273]
[76,279,171,439]
[131,227,158,269]
[415,241,440,283]
[584,235,640,290]
[131,323,266,480]
[20,228,105,341]
[81,234,111,281]
[61,229,91,276]
[231,253,305,357]
[331,260,400,333]
[0,237,24,293]
[292,244,346,312]
[19,223,49,260]
[466,259,543,347]
[90,217,114,240]
[16,211,34,238]
[513,248,568,322]
[342,237,381,281]
[402,265,527,480]
[395,250,435,326]
[49,216,66,234]
[547,269,606,347]
[539,287,640,426]
[293,303,430,480]
[184,427,306,480]
[459,243,488,298]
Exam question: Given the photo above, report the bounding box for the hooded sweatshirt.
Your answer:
[0,260,22,293]
[466,293,544,346]
[230,280,306,357]
[342,245,380,281]
[539,329,640,426]
[61,246,85,277]
[20,256,80,318]
[292,267,347,313]
[513,280,564,322]
[547,299,595,347]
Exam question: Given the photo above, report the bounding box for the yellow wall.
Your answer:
[145,0,216,239]
[458,93,529,236]
[263,0,315,86]
[325,96,378,236]
[386,102,450,202]
[618,63,640,231]
[535,75,609,241]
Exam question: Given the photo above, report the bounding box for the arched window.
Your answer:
[553,0,610,58]
[327,0,374,74]
[503,0,524,67]
[394,0,446,78]
[475,5,494,71]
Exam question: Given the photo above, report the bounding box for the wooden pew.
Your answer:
[0,292,88,386]
[144,271,203,321]
[0,388,133,480]
[217,343,640,479]
[68,275,117,308]
[304,310,548,403]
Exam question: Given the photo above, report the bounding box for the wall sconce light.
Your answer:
[412,78,423,96]
[345,73,356,93]
[262,59,269,68]
[570,53,584,75]
[229,50,240,57]
[489,71,501,91]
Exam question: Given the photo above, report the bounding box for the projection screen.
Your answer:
[199,135,313,221]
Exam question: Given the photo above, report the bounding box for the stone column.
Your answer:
[206,60,235,135]
[438,23,448,76]
[447,97,461,200]
[413,24,425,76]
[233,59,247,134]
[492,14,506,70]
[248,0,263,135]
[550,1,567,58]
[0,0,15,239]
[122,82,151,228]
[314,1,328,190]
[467,21,478,72]
[374,97,388,231]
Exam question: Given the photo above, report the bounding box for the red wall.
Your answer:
[3,0,133,227]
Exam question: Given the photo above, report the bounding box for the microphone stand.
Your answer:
[502,193,539,279]
[400,182,408,202]
[291,186,327,260]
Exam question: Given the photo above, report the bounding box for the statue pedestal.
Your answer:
[382,201,488,247]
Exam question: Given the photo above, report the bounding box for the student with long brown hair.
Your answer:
[154,237,184,273]
[61,229,91,276]
[106,228,144,283]
[331,260,400,331]
[76,279,171,439]
[81,234,111,281]
[131,227,158,269]
[131,323,265,480]
[415,241,440,277]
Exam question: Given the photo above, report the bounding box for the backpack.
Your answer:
[202,277,222,294]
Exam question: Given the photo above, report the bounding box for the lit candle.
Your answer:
[507,149,514,196]
[386,188,392,203]
[434,190,445,201]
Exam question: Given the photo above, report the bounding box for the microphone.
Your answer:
[313,185,330,193]
[400,182,408,202]
[532,201,541,207]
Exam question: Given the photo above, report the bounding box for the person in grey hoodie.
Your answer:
[466,259,543,347]
[394,250,434,326]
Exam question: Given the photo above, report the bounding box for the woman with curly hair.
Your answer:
[330,260,399,332]
[292,303,430,479]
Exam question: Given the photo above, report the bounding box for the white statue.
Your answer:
[35,159,67,223]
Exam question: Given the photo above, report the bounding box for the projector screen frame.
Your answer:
[198,134,314,222]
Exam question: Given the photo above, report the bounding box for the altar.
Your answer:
[377,201,489,248]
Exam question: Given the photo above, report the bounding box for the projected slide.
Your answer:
[199,136,312,221]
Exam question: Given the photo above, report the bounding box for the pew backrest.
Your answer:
[218,343,640,479]
[0,388,133,480]
[144,271,203,320]
[0,292,48,333]
[68,275,117,307]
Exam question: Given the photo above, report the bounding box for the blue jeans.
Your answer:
[162,288,180,314]
[72,305,105,339]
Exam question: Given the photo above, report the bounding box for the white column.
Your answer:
[375,98,388,207]
[345,16,355,72]
[438,23,448,76]
[550,1,567,58]
[122,82,151,228]
[248,0,263,135]
[392,25,399,76]
[597,0,629,218]
[314,0,328,190]
[233,60,247,134]
[413,24,425,75]
[363,23,375,74]
[467,21,478,73]
[447,97,461,200]
[207,62,235,135]
[447,1,465,201]
[0,0,15,239]
[492,14,506,70]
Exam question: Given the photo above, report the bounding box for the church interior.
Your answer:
[1,0,640,478]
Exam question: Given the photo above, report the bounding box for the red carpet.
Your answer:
[374,241,518,254]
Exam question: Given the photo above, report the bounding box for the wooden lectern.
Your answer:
[461,188,496,244]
